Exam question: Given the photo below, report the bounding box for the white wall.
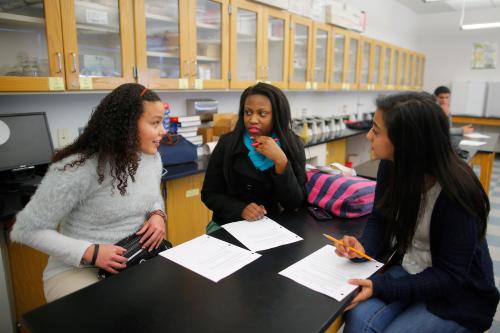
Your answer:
[417,8,500,92]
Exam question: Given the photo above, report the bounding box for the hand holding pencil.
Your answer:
[323,234,374,261]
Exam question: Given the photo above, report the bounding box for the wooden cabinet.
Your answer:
[164,172,212,245]
[0,1,65,92]
[7,238,48,333]
[135,0,229,90]
[371,41,383,90]
[0,0,135,92]
[229,0,289,89]
[325,139,347,165]
[381,43,393,90]
[288,14,312,89]
[358,37,372,91]
[329,28,360,91]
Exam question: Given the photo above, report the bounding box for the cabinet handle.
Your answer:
[191,60,197,78]
[56,52,63,73]
[70,52,77,73]
[183,60,190,78]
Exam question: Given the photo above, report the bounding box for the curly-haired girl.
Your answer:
[10,83,168,302]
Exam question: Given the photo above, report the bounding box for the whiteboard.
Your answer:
[450,81,487,117]
[485,82,500,118]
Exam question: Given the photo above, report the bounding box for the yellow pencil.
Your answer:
[322,233,375,262]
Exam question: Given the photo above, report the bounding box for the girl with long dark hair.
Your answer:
[11,83,168,301]
[202,82,306,231]
[336,92,499,332]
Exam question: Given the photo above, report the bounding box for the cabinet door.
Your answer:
[381,44,392,90]
[311,22,330,90]
[189,0,229,89]
[229,0,261,89]
[391,48,400,90]
[134,0,188,89]
[358,37,372,90]
[0,1,65,92]
[344,31,360,90]
[288,15,312,89]
[61,0,135,90]
[399,50,408,90]
[262,7,289,89]
[418,54,425,90]
[330,27,346,90]
[165,173,212,245]
[371,42,382,90]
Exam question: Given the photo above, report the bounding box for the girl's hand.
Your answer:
[242,202,267,221]
[253,136,288,173]
[344,279,373,312]
[334,235,366,259]
[137,214,166,252]
[83,244,128,274]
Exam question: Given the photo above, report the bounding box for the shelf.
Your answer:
[0,12,44,25]
[197,55,219,62]
[197,22,219,30]
[147,51,178,58]
[145,13,177,23]
[77,23,119,34]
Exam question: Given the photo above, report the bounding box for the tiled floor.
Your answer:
[487,156,500,333]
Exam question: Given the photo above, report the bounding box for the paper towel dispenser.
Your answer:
[186,99,218,121]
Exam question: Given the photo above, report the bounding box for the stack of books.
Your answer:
[176,115,203,145]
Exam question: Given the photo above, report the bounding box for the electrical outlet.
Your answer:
[57,128,71,148]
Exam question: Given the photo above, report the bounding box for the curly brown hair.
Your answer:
[52,83,161,195]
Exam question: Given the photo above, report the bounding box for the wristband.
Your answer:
[90,244,99,266]
[146,209,167,223]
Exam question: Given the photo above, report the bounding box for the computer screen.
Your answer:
[0,112,54,172]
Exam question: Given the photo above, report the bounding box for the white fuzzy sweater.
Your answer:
[10,152,164,280]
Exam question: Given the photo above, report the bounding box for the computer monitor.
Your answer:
[0,112,54,172]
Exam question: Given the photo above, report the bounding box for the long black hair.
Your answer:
[376,92,489,254]
[52,83,161,195]
[223,82,306,188]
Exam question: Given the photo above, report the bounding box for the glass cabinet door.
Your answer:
[399,51,407,89]
[358,38,371,90]
[311,23,329,89]
[382,45,391,89]
[346,33,359,89]
[407,52,414,88]
[371,43,382,89]
[0,0,64,91]
[262,7,288,89]
[289,15,311,89]
[193,0,228,89]
[391,48,399,88]
[229,0,260,88]
[330,28,346,89]
[62,0,135,90]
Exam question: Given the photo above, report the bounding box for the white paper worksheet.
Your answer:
[221,217,303,252]
[464,132,491,139]
[160,235,261,282]
[279,245,383,301]
[459,140,487,147]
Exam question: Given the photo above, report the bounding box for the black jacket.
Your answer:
[201,132,306,225]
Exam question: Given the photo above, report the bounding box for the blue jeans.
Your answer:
[344,265,472,333]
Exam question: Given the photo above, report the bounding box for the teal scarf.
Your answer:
[243,132,280,171]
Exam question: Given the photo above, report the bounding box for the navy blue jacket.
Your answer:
[361,160,499,332]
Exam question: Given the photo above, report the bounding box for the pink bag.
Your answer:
[306,170,376,218]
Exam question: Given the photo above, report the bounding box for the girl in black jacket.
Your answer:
[202,83,306,229]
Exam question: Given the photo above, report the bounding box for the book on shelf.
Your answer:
[186,135,203,145]
[177,126,199,133]
[179,120,202,127]
[179,131,198,138]
[178,115,201,122]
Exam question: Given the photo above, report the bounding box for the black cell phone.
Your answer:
[307,206,333,220]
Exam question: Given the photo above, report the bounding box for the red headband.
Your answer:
[140,87,148,97]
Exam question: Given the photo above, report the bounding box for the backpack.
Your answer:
[306,170,376,218]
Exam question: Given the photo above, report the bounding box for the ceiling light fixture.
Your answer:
[460,0,500,30]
